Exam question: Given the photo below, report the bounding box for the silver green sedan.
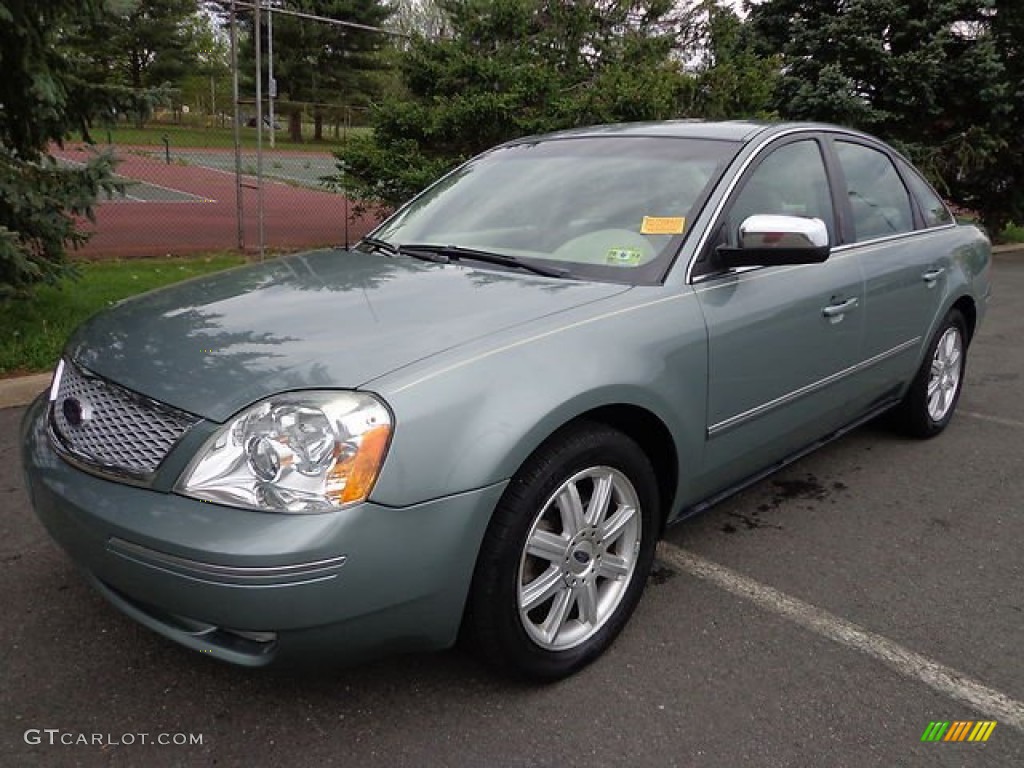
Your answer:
[21,121,992,680]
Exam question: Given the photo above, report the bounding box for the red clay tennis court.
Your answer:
[56,146,380,258]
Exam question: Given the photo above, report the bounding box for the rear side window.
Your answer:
[835,142,914,242]
[899,161,954,228]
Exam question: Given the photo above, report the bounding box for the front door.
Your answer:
[693,136,865,497]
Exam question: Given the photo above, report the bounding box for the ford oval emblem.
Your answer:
[572,550,590,565]
[62,397,91,427]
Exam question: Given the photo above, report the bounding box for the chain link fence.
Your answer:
[69,3,392,259]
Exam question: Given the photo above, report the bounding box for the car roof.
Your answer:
[508,120,851,146]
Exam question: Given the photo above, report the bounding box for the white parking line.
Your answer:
[960,410,1024,430]
[656,543,1024,733]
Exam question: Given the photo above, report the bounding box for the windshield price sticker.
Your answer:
[640,216,685,235]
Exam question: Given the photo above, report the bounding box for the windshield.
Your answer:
[368,136,739,284]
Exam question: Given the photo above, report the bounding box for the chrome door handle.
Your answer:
[922,267,946,284]
[822,297,859,318]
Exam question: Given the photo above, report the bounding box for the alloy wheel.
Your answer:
[926,326,963,422]
[516,466,642,651]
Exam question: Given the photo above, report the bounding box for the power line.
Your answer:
[231,1,410,38]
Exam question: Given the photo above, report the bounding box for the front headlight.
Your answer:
[177,392,392,513]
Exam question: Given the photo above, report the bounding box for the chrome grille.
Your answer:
[49,360,198,478]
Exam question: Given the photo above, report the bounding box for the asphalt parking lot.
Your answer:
[2,258,1022,767]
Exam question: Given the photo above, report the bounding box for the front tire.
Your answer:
[895,308,968,438]
[464,423,659,681]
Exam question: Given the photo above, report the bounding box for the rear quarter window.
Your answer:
[898,160,955,228]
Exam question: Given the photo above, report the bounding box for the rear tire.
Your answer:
[894,309,967,438]
[464,422,659,681]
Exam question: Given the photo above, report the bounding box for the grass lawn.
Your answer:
[955,215,1024,245]
[0,254,246,376]
[96,123,371,152]
[1000,223,1024,244]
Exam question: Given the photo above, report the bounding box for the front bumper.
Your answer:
[21,395,505,667]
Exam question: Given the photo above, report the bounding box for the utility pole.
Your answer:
[230,0,243,250]
[268,1,275,149]
[255,0,265,259]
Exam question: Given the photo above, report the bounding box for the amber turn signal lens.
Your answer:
[328,424,391,505]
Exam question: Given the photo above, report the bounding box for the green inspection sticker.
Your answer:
[606,247,643,266]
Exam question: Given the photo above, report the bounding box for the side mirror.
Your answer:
[716,215,830,268]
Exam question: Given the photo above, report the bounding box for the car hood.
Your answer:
[67,249,628,421]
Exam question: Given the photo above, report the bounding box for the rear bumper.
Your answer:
[21,395,504,667]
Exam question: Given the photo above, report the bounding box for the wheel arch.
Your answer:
[565,405,679,532]
[951,294,977,343]
[460,402,678,678]
[914,292,977,377]
[511,402,681,532]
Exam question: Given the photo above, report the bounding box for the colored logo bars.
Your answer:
[921,721,997,742]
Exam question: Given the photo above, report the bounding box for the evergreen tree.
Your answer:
[683,1,780,120]
[245,0,395,143]
[68,0,203,125]
[973,0,1024,234]
[746,0,1022,235]
[0,1,148,298]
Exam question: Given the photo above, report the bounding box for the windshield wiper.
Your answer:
[396,244,449,264]
[398,243,569,278]
[357,237,451,264]
[356,236,399,256]
[360,238,569,278]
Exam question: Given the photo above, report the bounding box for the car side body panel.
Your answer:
[691,252,866,499]
[367,286,711,516]
[849,225,990,408]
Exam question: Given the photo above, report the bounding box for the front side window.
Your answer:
[835,141,914,241]
[368,137,739,284]
[723,139,835,246]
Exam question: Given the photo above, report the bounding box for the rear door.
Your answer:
[692,135,866,496]
[827,137,952,411]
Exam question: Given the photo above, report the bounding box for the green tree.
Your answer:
[971,0,1024,235]
[0,1,146,299]
[114,0,201,90]
[178,8,232,122]
[68,0,202,125]
[334,0,695,209]
[746,0,1022,236]
[683,1,779,120]
[243,0,395,143]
